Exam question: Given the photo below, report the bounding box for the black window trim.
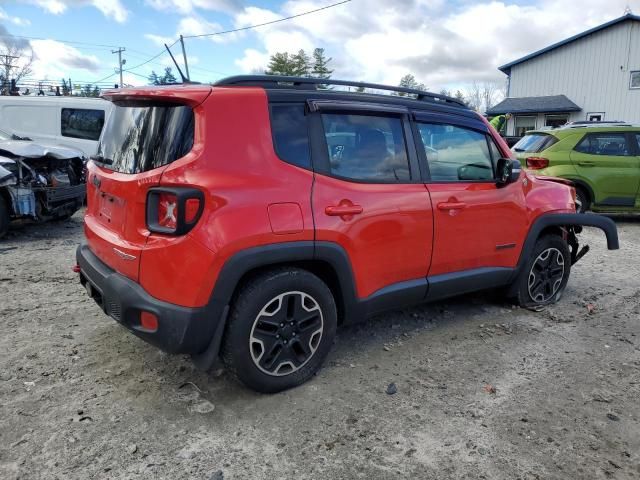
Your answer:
[309,105,422,185]
[268,101,313,171]
[573,131,636,157]
[413,117,499,184]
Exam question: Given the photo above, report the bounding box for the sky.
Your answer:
[0,0,638,92]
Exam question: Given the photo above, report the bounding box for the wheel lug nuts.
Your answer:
[280,323,284,327]
[276,334,280,338]
[292,332,296,337]
[290,322,294,326]
[284,340,288,344]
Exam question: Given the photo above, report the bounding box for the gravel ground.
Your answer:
[1,212,639,480]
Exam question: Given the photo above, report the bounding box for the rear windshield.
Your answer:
[96,103,194,173]
[512,133,557,153]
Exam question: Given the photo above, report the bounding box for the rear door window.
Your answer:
[416,123,494,181]
[271,104,311,169]
[96,103,194,173]
[512,133,558,153]
[574,133,631,156]
[61,108,105,141]
[321,113,411,182]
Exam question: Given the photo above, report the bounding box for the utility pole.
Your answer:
[0,54,18,95]
[179,35,190,81]
[111,47,125,88]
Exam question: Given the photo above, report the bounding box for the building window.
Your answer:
[515,116,536,136]
[630,71,640,89]
[545,114,568,128]
[587,112,605,122]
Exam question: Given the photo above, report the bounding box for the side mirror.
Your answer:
[496,158,521,187]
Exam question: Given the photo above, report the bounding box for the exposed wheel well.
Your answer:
[230,260,347,325]
[572,181,593,203]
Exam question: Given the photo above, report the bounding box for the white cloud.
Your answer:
[0,7,31,26]
[145,0,243,15]
[231,0,635,90]
[144,33,175,47]
[18,0,129,23]
[30,39,102,78]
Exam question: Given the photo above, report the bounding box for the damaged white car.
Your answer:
[0,128,86,238]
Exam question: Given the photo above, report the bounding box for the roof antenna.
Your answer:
[164,43,188,83]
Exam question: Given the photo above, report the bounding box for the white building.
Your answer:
[488,13,640,137]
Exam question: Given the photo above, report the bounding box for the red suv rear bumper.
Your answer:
[76,242,218,354]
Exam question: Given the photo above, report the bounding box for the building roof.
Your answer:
[486,95,581,115]
[499,13,640,75]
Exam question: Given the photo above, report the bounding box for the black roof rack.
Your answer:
[213,75,467,108]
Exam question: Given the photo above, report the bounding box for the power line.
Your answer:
[0,33,122,49]
[182,0,352,39]
[123,39,178,72]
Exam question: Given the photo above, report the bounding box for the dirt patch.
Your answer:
[1,213,639,479]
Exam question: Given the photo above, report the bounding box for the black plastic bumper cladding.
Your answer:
[76,242,218,354]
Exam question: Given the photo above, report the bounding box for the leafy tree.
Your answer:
[92,86,100,97]
[439,88,451,97]
[454,90,466,103]
[265,52,297,76]
[312,48,332,79]
[61,78,70,96]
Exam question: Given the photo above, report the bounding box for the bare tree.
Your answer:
[465,81,505,113]
[0,27,34,94]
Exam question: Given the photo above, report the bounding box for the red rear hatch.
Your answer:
[84,85,211,281]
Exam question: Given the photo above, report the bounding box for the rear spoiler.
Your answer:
[101,85,212,107]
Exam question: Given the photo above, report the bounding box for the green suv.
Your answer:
[512,123,640,213]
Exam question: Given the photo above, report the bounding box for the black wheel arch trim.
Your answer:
[511,213,618,287]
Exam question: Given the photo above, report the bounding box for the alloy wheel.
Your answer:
[249,291,324,376]
[528,248,565,303]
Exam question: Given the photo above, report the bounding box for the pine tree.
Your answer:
[312,48,333,79]
[148,71,160,85]
[397,74,426,96]
[162,67,177,84]
[454,89,466,104]
[291,49,311,77]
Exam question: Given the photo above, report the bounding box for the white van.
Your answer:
[0,96,113,157]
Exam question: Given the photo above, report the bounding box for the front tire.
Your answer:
[221,268,337,393]
[515,235,571,308]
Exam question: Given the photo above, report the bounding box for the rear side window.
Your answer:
[321,113,410,182]
[512,133,558,153]
[271,104,311,169]
[417,123,494,181]
[61,108,105,141]
[574,133,631,156]
[97,104,194,174]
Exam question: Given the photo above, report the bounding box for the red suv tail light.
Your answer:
[526,157,550,170]
[146,187,204,235]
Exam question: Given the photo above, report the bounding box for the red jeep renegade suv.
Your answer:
[76,76,619,393]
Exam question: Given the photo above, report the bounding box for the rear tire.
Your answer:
[575,187,590,213]
[0,195,10,239]
[515,235,571,308]
[221,268,337,393]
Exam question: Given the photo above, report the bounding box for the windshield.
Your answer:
[512,133,557,153]
[96,103,194,173]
